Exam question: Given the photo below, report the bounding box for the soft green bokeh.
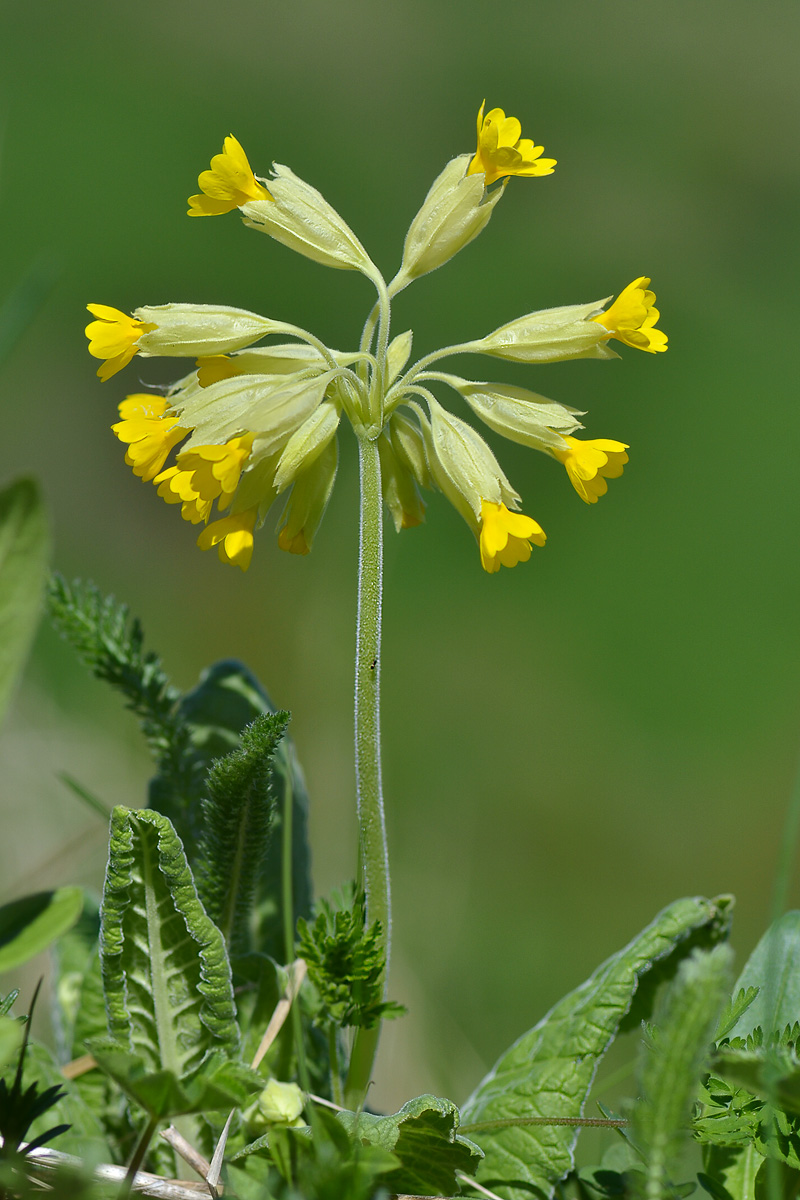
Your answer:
[1,0,798,1110]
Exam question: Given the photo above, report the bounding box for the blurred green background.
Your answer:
[1,0,799,1113]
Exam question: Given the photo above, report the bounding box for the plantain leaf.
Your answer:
[0,887,83,974]
[194,711,288,955]
[99,807,239,1085]
[461,895,733,1200]
[0,478,49,723]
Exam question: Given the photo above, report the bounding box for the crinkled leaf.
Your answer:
[461,895,732,1200]
[86,1040,263,1118]
[0,887,83,974]
[338,1092,483,1195]
[728,914,800,1040]
[166,660,313,959]
[195,711,288,955]
[0,478,49,722]
[100,807,239,1084]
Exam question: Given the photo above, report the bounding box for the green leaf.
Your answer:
[713,1047,800,1115]
[0,888,83,974]
[338,1093,483,1195]
[86,1040,263,1119]
[700,1144,764,1200]
[0,478,49,723]
[461,895,732,1200]
[694,1074,764,1150]
[728,914,800,1040]
[14,1040,111,1161]
[169,659,314,959]
[194,711,288,954]
[0,1017,22,1071]
[717,991,761,1043]
[100,807,239,1085]
[634,946,733,1200]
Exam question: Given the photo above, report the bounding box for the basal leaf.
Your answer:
[0,887,83,974]
[338,1093,483,1195]
[727,913,800,1040]
[461,895,732,1200]
[0,478,49,723]
[99,807,239,1083]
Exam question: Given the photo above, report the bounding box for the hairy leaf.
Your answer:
[0,478,49,723]
[338,1093,482,1196]
[99,807,239,1085]
[634,946,733,1200]
[0,888,83,974]
[195,711,288,955]
[461,895,732,1200]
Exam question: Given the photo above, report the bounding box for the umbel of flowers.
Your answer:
[86,104,666,573]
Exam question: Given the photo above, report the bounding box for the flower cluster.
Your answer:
[86,105,666,572]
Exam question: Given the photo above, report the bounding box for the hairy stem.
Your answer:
[344,433,389,1108]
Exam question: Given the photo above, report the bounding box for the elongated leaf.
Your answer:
[728,913,800,1040]
[338,1093,483,1196]
[634,946,733,1200]
[168,660,313,959]
[195,711,288,954]
[100,807,239,1086]
[0,478,49,722]
[87,1041,263,1119]
[461,895,732,1200]
[700,1144,764,1200]
[0,1015,22,1069]
[0,887,83,974]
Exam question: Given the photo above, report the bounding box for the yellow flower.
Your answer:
[553,436,629,504]
[467,102,556,186]
[592,278,667,353]
[196,507,258,571]
[111,395,189,481]
[85,305,156,381]
[154,435,254,524]
[479,500,546,573]
[188,136,272,217]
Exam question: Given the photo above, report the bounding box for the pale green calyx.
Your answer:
[389,155,505,295]
[247,1078,306,1129]
[386,330,413,387]
[273,395,342,491]
[442,375,585,451]
[418,398,520,526]
[241,163,379,279]
[475,298,620,363]
[277,437,338,554]
[389,409,431,490]
[134,303,279,357]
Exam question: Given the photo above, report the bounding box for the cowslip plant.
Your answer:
[83,102,666,1110]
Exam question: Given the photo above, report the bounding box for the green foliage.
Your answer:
[297,885,406,1030]
[0,888,83,975]
[633,945,733,1200]
[0,987,69,1163]
[46,576,196,831]
[232,1105,399,1200]
[195,711,289,955]
[460,895,732,1200]
[716,991,761,1043]
[338,1092,483,1195]
[0,478,49,724]
[726,913,800,1041]
[98,807,240,1080]
[168,659,313,959]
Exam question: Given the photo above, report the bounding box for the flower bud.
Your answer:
[420,400,519,527]
[390,156,505,295]
[278,438,338,555]
[134,303,279,358]
[386,330,413,387]
[378,431,425,532]
[389,410,431,489]
[241,164,378,277]
[245,1078,306,1130]
[476,299,619,364]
